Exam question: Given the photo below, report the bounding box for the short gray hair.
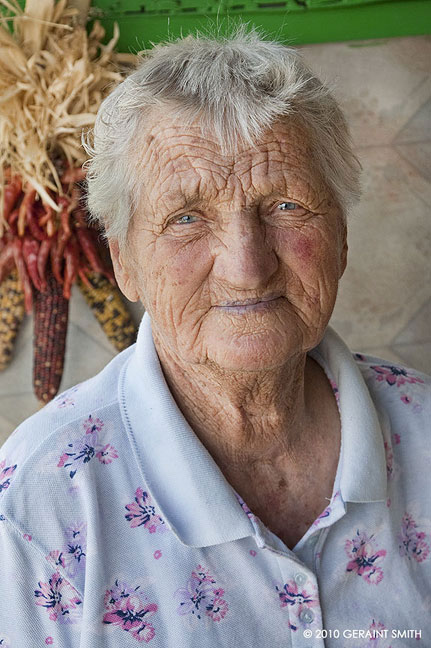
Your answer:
[84,25,361,246]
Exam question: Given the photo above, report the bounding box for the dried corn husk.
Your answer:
[0,0,127,231]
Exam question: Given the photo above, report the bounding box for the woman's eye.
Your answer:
[175,214,198,224]
[278,202,300,211]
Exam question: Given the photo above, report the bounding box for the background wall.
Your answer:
[0,34,430,444]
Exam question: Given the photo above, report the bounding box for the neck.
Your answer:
[153,334,326,476]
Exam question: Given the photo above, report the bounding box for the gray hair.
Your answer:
[84,25,361,246]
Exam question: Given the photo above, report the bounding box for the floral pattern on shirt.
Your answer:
[0,458,17,496]
[49,386,79,409]
[368,364,425,410]
[34,571,82,624]
[103,579,158,643]
[345,530,387,584]
[46,522,87,578]
[398,512,430,563]
[275,579,321,631]
[175,566,229,623]
[57,415,118,478]
[125,487,166,533]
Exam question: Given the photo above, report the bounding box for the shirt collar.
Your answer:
[119,313,387,548]
[309,327,387,504]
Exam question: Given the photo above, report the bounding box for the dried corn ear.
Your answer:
[78,272,137,352]
[33,270,69,403]
[0,269,25,370]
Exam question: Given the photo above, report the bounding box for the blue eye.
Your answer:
[176,214,198,224]
[278,202,299,211]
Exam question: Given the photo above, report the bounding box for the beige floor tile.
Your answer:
[394,298,431,345]
[391,342,431,374]
[394,98,431,145]
[61,321,116,392]
[300,36,431,148]
[330,144,431,351]
[0,412,16,448]
[395,142,431,182]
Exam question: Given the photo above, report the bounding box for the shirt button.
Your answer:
[294,572,307,587]
[299,608,315,624]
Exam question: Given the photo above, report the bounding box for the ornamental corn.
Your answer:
[0,269,25,370]
[78,272,137,352]
[33,271,69,403]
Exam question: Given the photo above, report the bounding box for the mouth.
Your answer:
[214,294,284,313]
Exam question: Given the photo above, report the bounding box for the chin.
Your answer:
[206,330,299,372]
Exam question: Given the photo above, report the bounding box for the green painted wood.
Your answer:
[89,0,431,49]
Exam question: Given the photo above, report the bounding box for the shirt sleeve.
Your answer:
[0,515,82,647]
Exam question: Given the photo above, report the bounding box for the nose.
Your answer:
[212,215,278,290]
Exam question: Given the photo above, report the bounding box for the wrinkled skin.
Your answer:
[110,111,347,549]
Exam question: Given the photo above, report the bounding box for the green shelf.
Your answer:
[87,0,431,50]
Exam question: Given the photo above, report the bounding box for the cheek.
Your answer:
[275,227,339,278]
[148,239,213,311]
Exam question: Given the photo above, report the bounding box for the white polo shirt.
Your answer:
[0,312,429,647]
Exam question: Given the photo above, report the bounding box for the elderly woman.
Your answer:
[0,28,429,648]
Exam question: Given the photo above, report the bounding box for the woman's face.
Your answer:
[112,113,347,371]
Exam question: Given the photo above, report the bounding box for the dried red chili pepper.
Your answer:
[17,186,36,237]
[63,239,78,300]
[37,239,51,293]
[26,199,47,242]
[22,236,42,292]
[76,227,105,275]
[12,238,33,313]
[50,234,64,286]
[3,175,22,221]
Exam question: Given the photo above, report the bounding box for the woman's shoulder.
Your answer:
[353,351,431,429]
[0,345,134,575]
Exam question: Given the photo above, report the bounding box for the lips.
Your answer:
[214,294,283,311]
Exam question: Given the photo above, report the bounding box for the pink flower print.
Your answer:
[370,365,424,389]
[96,443,118,464]
[206,596,229,622]
[34,571,82,624]
[275,580,320,631]
[312,505,331,527]
[45,638,54,645]
[191,565,215,584]
[57,433,98,478]
[153,550,162,560]
[175,567,228,622]
[384,441,394,480]
[125,487,165,533]
[345,530,387,584]
[53,386,78,409]
[0,458,17,495]
[47,522,87,578]
[329,379,340,403]
[392,433,401,444]
[103,580,158,642]
[57,397,75,408]
[249,549,257,556]
[398,513,430,563]
[401,394,412,404]
[47,549,66,570]
[233,491,257,522]
[23,533,32,541]
[83,414,104,434]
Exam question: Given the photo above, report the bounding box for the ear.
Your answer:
[108,239,140,302]
[339,225,348,279]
